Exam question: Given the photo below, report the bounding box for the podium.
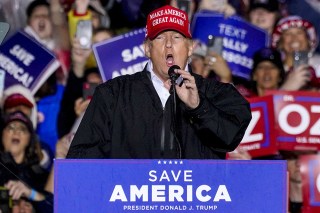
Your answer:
[54,160,288,212]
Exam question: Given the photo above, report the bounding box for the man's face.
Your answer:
[144,31,193,82]
[28,5,52,40]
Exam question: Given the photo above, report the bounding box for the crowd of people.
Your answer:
[0,0,319,212]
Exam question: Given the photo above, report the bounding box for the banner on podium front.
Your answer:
[55,159,287,213]
[0,30,59,95]
[93,28,148,82]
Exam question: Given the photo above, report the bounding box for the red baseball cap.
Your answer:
[145,5,192,40]
[272,16,318,52]
[4,94,34,109]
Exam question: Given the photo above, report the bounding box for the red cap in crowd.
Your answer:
[272,16,318,52]
[145,5,192,40]
[4,94,34,109]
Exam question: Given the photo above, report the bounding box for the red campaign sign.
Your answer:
[300,155,320,213]
[271,91,320,151]
[236,95,277,157]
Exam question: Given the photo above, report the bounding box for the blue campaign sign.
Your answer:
[191,11,268,80]
[55,159,287,213]
[0,30,58,94]
[93,28,148,82]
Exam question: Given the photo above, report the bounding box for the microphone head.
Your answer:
[168,65,181,78]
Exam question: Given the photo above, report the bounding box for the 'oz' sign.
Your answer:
[272,91,320,151]
[300,154,320,213]
[236,95,277,157]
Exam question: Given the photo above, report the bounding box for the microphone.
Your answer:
[168,65,183,86]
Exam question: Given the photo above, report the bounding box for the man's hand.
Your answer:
[72,38,92,78]
[165,69,200,109]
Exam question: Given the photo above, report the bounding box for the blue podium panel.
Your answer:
[54,160,287,213]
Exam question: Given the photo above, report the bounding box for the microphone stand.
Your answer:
[170,78,182,159]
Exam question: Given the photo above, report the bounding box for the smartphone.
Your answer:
[207,35,223,55]
[177,0,192,18]
[83,82,98,100]
[76,20,92,49]
[293,51,309,69]
[0,22,10,45]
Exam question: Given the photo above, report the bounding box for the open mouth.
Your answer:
[11,138,21,145]
[263,76,272,81]
[38,21,46,32]
[166,54,174,67]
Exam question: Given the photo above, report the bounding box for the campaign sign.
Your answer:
[93,28,148,82]
[271,91,320,151]
[236,95,277,157]
[191,11,268,80]
[300,155,320,212]
[55,159,287,213]
[0,30,59,94]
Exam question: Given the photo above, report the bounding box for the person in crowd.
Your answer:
[44,130,73,194]
[191,39,232,83]
[22,0,69,154]
[2,85,38,129]
[35,74,65,155]
[86,27,115,69]
[247,47,285,97]
[1,84,53,171]
[68,0,114,69]
[0,111,49,189]
[272,15,320,91]
[66,5,251,159]
[283,151,303,213]
[169,0,199,21]
[285,0,320,54]
[68,0,109,41]
[248,0,281,37]
[197,0,236,17]
[57,27,112,139]
[280,150,318,213]
[5,180,53,213]
[12,198,34,213]
[86,0,110,29]
[0,111,53,212]
[24,0,71,84]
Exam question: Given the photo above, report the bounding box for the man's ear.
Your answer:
[144,41,151,58]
